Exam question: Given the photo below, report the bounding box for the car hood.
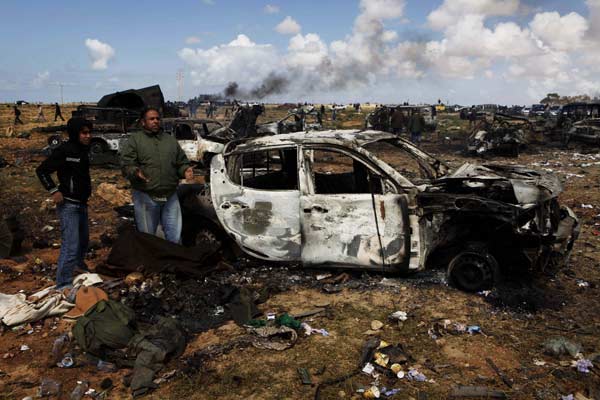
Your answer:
[438,163,563,204]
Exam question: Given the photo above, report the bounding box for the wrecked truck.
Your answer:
[181,130,579,291]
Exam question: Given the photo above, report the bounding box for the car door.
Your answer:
[299,146,410,271]
[210,145,301,261]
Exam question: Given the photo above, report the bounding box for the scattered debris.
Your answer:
[543,337,582,358]
[449,385,507,398]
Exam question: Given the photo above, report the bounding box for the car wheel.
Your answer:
[194,227,222,249]
[90,140,108,155]
[447,248,498,292]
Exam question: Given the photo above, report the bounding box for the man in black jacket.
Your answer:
[36,118,92,289]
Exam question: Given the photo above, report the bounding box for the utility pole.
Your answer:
[53,82,64,104]
[176,69,184,102]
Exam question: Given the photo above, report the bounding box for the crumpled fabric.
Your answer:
[0,273,103,326]
[128,317,186,397]
[248,325,298,351]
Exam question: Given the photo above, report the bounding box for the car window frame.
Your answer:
[301,144,399,196]
[224,144,300,192]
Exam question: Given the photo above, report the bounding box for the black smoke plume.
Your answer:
[223,72,290,100]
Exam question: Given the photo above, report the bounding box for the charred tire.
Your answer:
[89,140,108,155]
[448,248,499,292]
[194,227,222,249]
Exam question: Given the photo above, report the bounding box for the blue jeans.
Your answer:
[132,190,182,244]
[411,131,422,143]
[57,202,89,289]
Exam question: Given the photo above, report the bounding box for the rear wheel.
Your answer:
[448,245,499,292]
[89,140,108,155]
[194,227,222,249]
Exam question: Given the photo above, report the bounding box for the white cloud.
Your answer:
[530,12,588,51]
[428,0,520,30]
[286,33,328,70]
[85,38,115,70]
[275,16,301,35]
[264,4,279,14]
[202,0,214,5]
[32,71,50,88]
[382,30,398,42]
[185,36,202,45]
[178,34,279,86]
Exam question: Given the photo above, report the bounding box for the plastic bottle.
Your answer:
[70,381,89,400]
[38,378,62,397]
[51,333,70,365]
[97,359,118,372]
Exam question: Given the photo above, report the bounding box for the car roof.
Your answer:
[225,130,398,154]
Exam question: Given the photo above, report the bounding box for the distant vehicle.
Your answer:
[331,104,349,111]
[15,100,29,105]
[365,105,437,132]
[466,113,531,157]
[564,118,600,145]
[548,105,561,116]
[522,107,531,116]
[530,104,547,116]
[257,108,323,135]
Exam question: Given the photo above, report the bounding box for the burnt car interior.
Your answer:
[309,149,382,195]
[227,148,298,190]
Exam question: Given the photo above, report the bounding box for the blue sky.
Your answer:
[0,0,598,105]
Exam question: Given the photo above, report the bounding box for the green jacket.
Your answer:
[408,114,426,133]
[120,129,190,197]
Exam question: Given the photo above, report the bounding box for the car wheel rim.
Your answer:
[449,253,495,292]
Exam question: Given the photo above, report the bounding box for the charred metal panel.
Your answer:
[210,154,301,261]
[299,194,408,269]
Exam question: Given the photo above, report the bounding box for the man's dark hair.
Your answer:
[140,106,161,120]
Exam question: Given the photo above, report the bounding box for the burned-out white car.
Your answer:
[182,130,579,291]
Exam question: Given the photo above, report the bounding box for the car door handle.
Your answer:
[303,205,328,213]
[221,201,249,210]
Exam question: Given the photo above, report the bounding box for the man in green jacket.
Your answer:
[120,107,193,243]
[408,109,426,144]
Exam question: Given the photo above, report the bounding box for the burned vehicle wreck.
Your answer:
[467,114,530,156]
[256,107,323,135]
[564,118,600,145]
[182,130,579,291]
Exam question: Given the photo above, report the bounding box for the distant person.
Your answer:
[13,105,24,125]
[320,104,325,116]
[390,107,406,136]
[35,104,46,122]
[54,103,65,121]
[36,118,93,289]
[188,102,197,119]
[120,107,193,244]
[468,107,476,127]
[332,107,337,121]
[408,110,425,144]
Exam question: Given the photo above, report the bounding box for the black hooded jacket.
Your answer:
[36,118,92,203]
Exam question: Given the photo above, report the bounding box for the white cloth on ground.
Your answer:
[0,273,103,326]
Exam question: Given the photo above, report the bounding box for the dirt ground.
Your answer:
[0,104,599,400]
